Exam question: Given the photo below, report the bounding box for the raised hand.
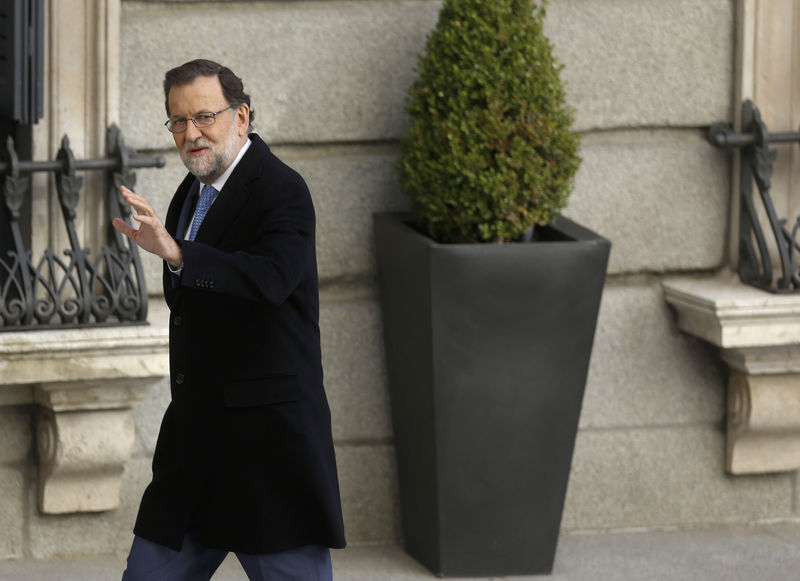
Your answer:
[112,186,183,268]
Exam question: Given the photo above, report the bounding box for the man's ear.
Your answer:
[236,104,250,136]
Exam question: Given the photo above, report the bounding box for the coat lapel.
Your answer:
[176,180,200,240]
[166,174,197,238]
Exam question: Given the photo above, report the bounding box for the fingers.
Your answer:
[111,217,135,238]
[120,186,155,217]
[114,185,163,238]
[130,213,159,228]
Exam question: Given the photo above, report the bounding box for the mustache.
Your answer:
[183,139,212,153]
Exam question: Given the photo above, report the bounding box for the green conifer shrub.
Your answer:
[396,0,580,243]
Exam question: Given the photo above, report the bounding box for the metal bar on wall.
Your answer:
[709,100,800,293]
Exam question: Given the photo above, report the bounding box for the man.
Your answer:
[113,59,345,581]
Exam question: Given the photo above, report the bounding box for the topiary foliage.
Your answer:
[396,0,580,243]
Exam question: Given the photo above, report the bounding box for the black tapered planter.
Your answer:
[374,212,610,577]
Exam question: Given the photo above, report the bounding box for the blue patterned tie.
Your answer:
[188,184,217,241]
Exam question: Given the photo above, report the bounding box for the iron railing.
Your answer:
[709,100,800,293]
[0,125,164,329]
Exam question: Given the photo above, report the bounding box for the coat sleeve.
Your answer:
[177,177,316,305]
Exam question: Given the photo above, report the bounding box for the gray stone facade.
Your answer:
[3,0,796,562]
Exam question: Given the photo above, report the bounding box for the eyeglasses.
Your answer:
[164,106,233,133]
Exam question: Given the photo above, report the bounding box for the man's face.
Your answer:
[167,75,249,183]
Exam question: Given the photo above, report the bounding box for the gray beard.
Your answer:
[180,132,239,181]
[181,148,226,180]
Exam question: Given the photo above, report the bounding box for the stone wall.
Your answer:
[550,0,796,530]
[3,0,797,561]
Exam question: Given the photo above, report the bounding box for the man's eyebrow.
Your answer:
[170,110,215,118]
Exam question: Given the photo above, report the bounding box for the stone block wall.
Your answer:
[0,406,31,559]
[5,0,799,561]
[546,0,799,531]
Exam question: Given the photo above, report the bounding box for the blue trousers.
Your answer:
[121,533,332,581]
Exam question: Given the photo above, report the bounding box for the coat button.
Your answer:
[175,373,185,385]
[174,316,182,326]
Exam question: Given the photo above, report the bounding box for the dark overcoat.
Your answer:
[133,134,346,554]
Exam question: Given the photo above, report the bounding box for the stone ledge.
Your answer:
[0,301,169,402]
[664,274,800,474]
[663,274,800,348]
[0,298,169,513]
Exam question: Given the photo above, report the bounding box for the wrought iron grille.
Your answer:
[0,125,164,330]
[709,100,800,293]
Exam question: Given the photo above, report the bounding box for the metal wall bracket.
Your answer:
[0,125,164,330]
[709,100,800,293]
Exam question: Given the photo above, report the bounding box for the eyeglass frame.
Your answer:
[164,105,235,133]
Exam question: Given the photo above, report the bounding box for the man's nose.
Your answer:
[184,121,202,142]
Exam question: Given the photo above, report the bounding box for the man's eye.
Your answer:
[196,114,214,122]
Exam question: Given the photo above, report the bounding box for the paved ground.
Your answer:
[1,523,800,580]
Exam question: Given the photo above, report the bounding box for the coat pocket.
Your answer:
[223,374,299,407]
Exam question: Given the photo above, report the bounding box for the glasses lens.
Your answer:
[194,114,216,128]
[168,119,187,133]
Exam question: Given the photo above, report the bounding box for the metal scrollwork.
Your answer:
[708,100,800,293]
[0,124,164,330]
